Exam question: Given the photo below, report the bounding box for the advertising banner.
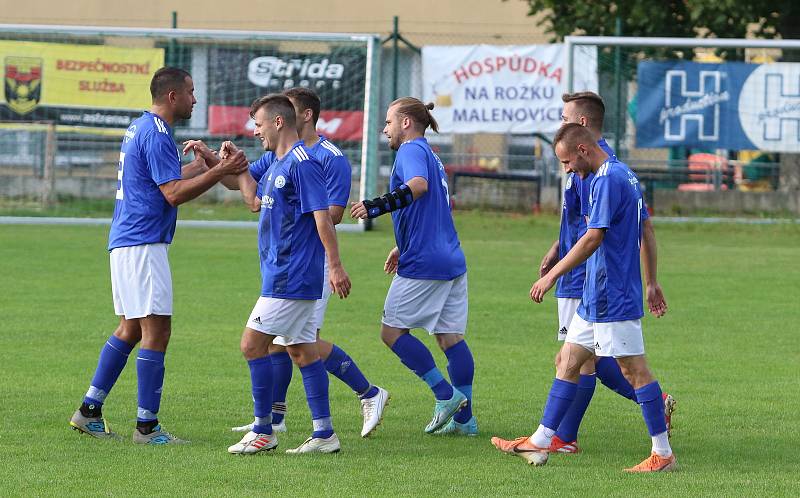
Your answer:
[0,40,163,127]
[421,44,598,134]
[637,61,800,152]
[207,47,366,141]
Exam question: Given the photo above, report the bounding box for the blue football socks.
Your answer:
[636,381,668,436]
[554,374,596,443]
[595,356,637,402]
[390,333,453,400]
[83,335,134,408]
[249,355,274,435]
[444,340,474,423]
[136,349,165,424]
[540,378,578,431]
[269,351,292,425]
[324,344,378,399]
[300,360,334,439]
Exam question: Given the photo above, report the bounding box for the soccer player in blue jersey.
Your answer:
[493,123,675,472]
[69,67,250,444]
[351,97,476,436]
[229,87,389,438]
[536,92,674,453]
[223,94,352,455]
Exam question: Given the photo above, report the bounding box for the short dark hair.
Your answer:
[284,87,321,124]
[390,97,439,133]
[553,122,595,150]
[562,91,605,132]
[249,94,297,127]
[150,67,191,102]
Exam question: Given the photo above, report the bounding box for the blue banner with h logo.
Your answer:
[636,61,800,152]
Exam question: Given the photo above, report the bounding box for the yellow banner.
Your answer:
[1,40,164,113]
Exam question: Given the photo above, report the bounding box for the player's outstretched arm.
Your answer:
[350,176,428,219]
[539,239,560,278]
[530,228,605,303]
[313,209,352,298]
[641,218,667,317]
[159,151,248,207]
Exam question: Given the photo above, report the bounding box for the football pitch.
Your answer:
[1,212,798,496]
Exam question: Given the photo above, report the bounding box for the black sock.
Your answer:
[80,402,102,418]
[136,419,159,435]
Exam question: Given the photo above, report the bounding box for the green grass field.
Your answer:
[1,212,799,496]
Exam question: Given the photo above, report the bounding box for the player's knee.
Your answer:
[435,333,462,351]
[115,323,141,346]
[269,343,287,355]
[616,358,652,389]
[380,326,404,347]
[556,347,585,379]
[240,335,267,360]
[554,351,562,368]
[287,344,318,367]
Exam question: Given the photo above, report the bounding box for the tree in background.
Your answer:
[517,0,799,43]
[516,0,800,192]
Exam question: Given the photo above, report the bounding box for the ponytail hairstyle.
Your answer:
[390,97,439,133]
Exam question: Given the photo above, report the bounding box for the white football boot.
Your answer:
[360,387,390,438]
[227,431,278,454]
[286,433,340,454]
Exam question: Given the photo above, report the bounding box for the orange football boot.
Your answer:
[624,452,677,473]
[491,436,549,466]
[548,435,581,453]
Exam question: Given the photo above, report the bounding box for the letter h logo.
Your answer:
[762,73,800,143]
[664,70,721,141]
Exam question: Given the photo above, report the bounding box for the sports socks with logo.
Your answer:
[136,348,165,433]
[269,351,292,425]
[300,360,334,439]
[530,378,578,448]
[444,340,474,423]
[81,335,134,416]
[635,380,672,457]
[390,333,453,400]
[249,355,274,435]
[554,373,596,443]
[324,344,379,399]
[595,356,637,402]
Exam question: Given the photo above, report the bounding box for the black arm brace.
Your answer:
[363,183,414,218]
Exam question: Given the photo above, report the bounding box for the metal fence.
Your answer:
[0,24,380,214]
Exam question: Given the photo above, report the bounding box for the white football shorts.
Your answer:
[110,243,172,319]
[382,273,468,335]
[556,297,580,342]
[247,297,317,345]
[565,313,645,357]
[273,260,331,347]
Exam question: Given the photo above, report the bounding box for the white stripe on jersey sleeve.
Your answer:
[292,149,303,162]
[153,117,167,134]
[295,146,310,161]
[320,140,343,157]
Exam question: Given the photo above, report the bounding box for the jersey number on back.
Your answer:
[115,152,125,200]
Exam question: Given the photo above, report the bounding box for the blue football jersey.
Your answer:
[249,151,275,199]
[250,135,350,207]
[578,158,650,323]
[108,112,182,251]
[597,137,616,158]
[555,172,590,298]
[555,137,614,297]
[308,136,351,207]
[390,138,466,280]
[253,142,330,299]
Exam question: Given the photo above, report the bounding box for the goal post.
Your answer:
[0,24,382,227]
